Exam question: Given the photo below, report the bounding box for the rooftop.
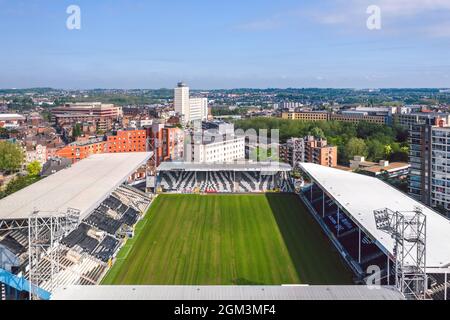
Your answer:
[157,161,292,172]
[0,114,25,121]
[0,152,151,221]
[52,285,404,300]
[361,162,410,175]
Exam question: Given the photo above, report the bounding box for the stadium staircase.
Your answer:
[0,267,51,300]
[427,274,450,300]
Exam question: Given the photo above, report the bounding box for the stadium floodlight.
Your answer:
[373,207,427,300]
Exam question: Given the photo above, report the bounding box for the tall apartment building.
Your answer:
[174,82,208,123]
[304,136,337,167]
[408,114,450,204]
[280,136,337,168]
[174,82,190,120]
[147,123,184,166]
[186,121,245,163]
[408,116,450,216]
[429,124,450,213]
[279,138,305,169]
[189,97,208,123]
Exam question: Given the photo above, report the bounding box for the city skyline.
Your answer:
[1,0,450,89]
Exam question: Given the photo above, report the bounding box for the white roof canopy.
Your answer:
[0,152,151,220]
[300,163,450,270]
[157,161,292,172]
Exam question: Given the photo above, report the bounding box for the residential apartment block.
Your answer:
[280,136,337,169]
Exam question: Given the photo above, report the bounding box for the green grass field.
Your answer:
[102,194,353,285]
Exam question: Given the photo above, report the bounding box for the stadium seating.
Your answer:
[62,223,99,254]
[0,235,26,256]
[156,169,295,194]
[303,183,389,281]
[113,185,152,212]
[120,207,140,226]
[93,235,119,262]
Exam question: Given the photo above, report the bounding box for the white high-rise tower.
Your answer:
[174,82,190,122]
[174,82,208,123]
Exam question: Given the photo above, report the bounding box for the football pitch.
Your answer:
[102,194,353,285]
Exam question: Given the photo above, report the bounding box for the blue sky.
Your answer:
[0,0,449,89]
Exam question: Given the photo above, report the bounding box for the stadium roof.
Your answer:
[0,152,151,221]
[52,285,404,300]
[157,161,292,172]
[300,163,450,270]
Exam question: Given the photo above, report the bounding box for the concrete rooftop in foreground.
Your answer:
[52,285,404,300]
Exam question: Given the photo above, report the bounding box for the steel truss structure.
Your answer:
[27,208,80,300]
[374,207,427,300]
[0,219,29,231]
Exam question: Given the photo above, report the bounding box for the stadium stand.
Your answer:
[0,153,154,300]
[0,182,153,299]
[302,181,396,285]
[300,163,450,295]
[24,184,154,293]
[156,162,294,193]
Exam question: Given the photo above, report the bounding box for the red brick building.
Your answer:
[56,129,147,163]
[106,130,147,153]
[147,124,184,166]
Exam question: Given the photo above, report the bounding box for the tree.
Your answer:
[367,140,385,161]
[0,127,8,139]
[27,161,42,176]
[344,138,368,162]
[73,123,82,138]
[384,144,393,158]
[309,127,325,139]
[234,117,403,165]
[3,175,39,196]
[0,141,24,173]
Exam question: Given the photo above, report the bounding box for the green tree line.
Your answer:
[234,118,409,165]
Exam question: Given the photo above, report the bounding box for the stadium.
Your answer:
[0,155,449,300]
